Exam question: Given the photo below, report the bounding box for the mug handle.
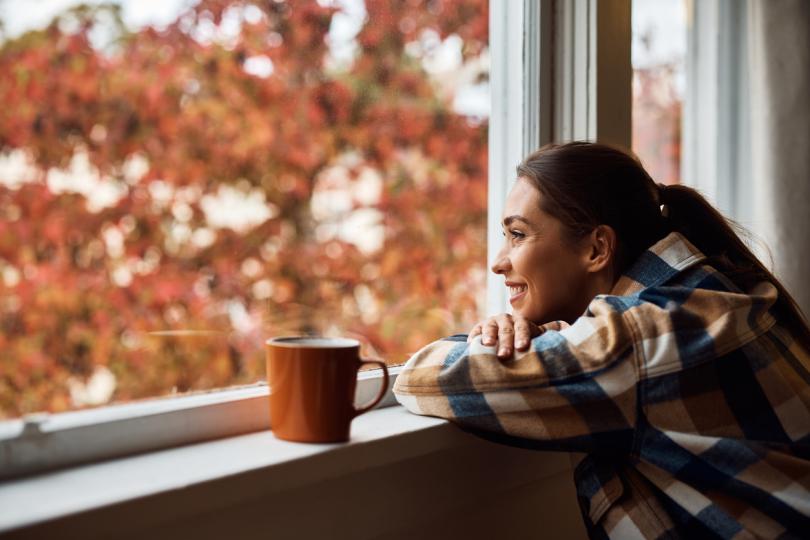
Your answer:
[353,360,390,417]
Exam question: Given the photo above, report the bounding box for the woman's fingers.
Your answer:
[473,315,517,355]
[496,320,515,357]
[481,318,501,347]
[514,316,539,350]
[514,319,530,350]
[470,314,542,357]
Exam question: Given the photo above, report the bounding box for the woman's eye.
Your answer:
[502,230,525,240]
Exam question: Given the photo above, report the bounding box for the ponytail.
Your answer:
[660,184,810,349]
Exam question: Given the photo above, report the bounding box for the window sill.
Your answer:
[0,405,574,537]
[0,367,401,480]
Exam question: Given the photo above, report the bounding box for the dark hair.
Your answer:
[516,141,810,347]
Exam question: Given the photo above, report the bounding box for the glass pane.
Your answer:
[0,0,489,418]
[632,0,686,185]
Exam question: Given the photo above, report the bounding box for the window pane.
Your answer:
[632,0,686,185]
[0,0,489,418]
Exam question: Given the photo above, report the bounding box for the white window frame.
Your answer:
[682,0,752,224]
[488,0,631,315]
[486,0,549,315]
[0,0,631,481]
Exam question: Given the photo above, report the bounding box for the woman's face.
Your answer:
[492,177,595,324]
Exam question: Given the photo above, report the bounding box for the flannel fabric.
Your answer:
[393,232,810,539]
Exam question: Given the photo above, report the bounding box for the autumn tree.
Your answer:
[0,0,489,418]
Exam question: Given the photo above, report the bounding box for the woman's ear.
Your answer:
[583,225,616,273]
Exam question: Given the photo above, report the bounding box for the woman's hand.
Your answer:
[467,313,542,358]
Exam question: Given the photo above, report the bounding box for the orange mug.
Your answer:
[266,337,389,443]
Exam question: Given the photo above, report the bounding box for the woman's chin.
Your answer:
[513,307,539,322]
[515,308,547,325]
[509,291,529,311]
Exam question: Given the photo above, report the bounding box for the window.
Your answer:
[0,0,489,420]
[631,0,754,228]
[631,0,686,186]
[1,0,630,479]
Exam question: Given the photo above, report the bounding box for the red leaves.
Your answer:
[0,0,489,419]
[632,66,682,185]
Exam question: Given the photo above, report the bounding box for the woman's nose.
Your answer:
[491,247,510,275]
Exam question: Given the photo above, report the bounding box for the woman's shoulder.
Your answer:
[612,263,779,374]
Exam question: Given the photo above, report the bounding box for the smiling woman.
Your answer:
[395,142,810,539]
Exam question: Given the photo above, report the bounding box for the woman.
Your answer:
[393,142,810,539]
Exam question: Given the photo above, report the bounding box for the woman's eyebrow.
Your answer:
[502,215,532,227]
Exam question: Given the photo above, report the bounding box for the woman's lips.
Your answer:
[509,290,527,304]
[507,284,527,303]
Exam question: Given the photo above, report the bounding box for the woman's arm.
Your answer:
[393,296,640,453]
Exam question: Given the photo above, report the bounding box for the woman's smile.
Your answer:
[506,281,528,303]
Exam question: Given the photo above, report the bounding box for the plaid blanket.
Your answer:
[393,233,810,539]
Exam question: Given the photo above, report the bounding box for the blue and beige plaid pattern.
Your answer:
[393,233,810,539]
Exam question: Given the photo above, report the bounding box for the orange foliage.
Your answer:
[632,63,683,185]
[0,0,489,418]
